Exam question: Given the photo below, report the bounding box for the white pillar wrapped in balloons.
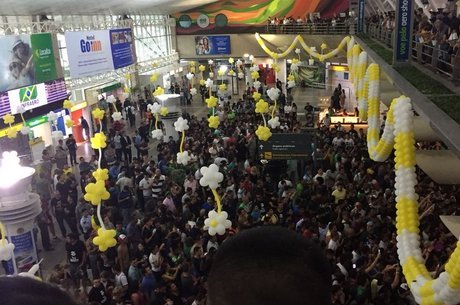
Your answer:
[0,151,41,275]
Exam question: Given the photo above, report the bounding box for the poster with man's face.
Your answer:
[0,34,35,92]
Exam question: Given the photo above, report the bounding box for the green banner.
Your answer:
[30,33,57,83]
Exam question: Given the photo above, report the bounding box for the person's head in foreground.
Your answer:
[0,276,77,305]
[207,226,331,305]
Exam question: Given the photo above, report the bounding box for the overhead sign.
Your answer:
[195,35,231,55]
[65,28,135,78]
[394,0,413,64]
[258,133,314,160]
[0,33,57,92]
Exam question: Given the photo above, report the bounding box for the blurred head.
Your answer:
[0,276,77,305]
[207,226,331,305]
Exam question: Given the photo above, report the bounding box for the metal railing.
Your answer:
[366,23,460,80]
[266,22,355,35]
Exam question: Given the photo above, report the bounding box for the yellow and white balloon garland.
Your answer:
[200,164,232,236]
[174,117,191,165]
[348,41,460,304]
[83,108,117,252]
[255,33,350,63]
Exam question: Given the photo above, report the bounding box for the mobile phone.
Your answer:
[353,263,357,269]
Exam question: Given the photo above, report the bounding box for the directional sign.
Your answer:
[258,133,313,160]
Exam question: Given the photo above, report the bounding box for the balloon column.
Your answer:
[174,117,190,165]
[84,108,117,252]
[346,37,460,304]
[200,164,232,236]
[106,95,123,122]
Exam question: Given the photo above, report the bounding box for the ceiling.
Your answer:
[0,0,217,15]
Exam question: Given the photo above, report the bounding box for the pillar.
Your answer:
[276,59,287,92]
[0,164,41,275]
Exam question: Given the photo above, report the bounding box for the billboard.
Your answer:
[0,78,67,116]
[0,33,57,92]
[66,28,135,78]
[258,133,314,160]
[195,35,231,55]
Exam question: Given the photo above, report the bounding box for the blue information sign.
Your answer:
[394,0,413,63]
[357,0,365,33]
[195,35,231,55]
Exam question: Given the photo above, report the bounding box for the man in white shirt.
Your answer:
[139,174,152,210]
[80,209,92,239]
[112,265,128,295]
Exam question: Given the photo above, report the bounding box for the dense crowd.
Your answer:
[24,84,460,305]
[267,14,352,34]
[366,8,460,66]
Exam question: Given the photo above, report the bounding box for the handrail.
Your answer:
[365,23,460,80]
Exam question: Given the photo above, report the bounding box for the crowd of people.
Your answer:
[267,14,352,34]
[19,80,460,305]
[366,8,460,70]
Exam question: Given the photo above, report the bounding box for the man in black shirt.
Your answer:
[80,116,90,141]
[88,278,109,305]
[65,233,87,288]
[66,134,78,166]
[120,131,132,163]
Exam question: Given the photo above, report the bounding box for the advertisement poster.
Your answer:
[0,78,67,116]
[8,83,47,114]
[195,35,231,55]
[65,30,114,78]
[109,28,135,69]
[4,230,38,274]
[0,33,57,92]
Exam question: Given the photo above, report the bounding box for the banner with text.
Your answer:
[66,28,135,78]
[394,0,413,63]
[0,33,57,92]
[65,30,114,78]
[195,35,231,55]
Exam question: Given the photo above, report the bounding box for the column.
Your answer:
[276,59,287,92]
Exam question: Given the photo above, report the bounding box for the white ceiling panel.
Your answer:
[0,0,216,15]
